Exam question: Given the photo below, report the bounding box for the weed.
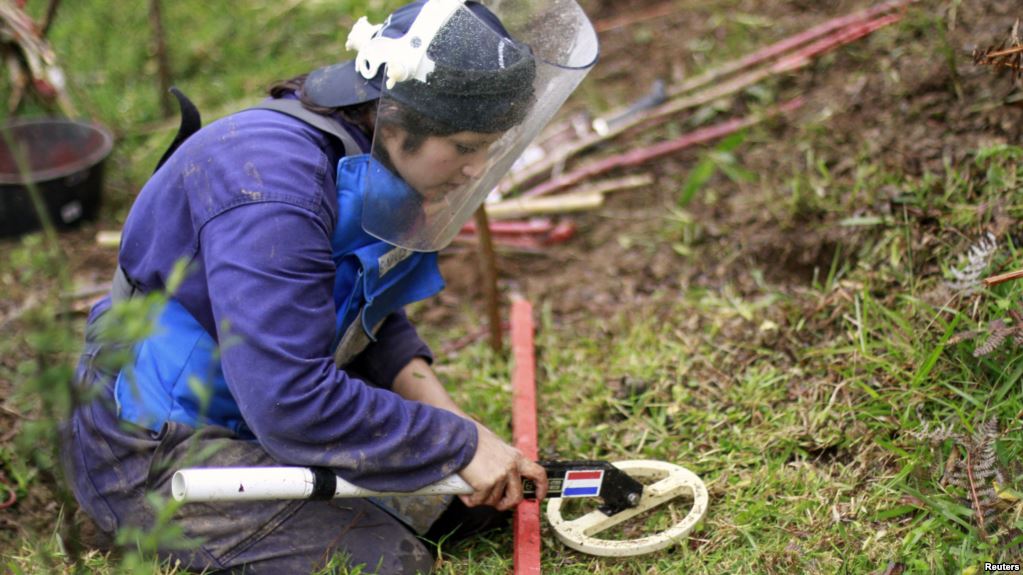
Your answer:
[677,130,752,207]
[944,232,997,296]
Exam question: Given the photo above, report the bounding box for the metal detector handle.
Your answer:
[524,460,645,515]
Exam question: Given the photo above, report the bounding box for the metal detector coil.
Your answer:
[545,460,708,557]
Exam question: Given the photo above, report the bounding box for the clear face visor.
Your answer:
[360,0,598,252]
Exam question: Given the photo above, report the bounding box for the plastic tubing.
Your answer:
[172,467,473,503]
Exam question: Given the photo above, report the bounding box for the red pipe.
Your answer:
[460,218,556,236]
[522,97,804,199]
[511,297,541,574]
[690,0,914,93]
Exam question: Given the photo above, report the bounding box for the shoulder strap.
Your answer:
[117,97,364,303]
[252,99,362,158]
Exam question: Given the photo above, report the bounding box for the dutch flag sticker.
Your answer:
[562,470,604,497]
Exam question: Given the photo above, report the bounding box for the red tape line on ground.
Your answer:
[511,297,541,574]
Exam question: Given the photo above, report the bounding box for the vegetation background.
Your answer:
[1,0,1023,573]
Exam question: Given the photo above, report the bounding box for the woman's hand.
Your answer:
[392,359,546,509]
[457,422,548,511]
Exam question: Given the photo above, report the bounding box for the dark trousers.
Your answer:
[61,338,506,574]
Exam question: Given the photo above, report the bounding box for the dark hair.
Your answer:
[268,75,377,134]
[370,100,470,175]
[270,75,497,175]
[375,100,467,153]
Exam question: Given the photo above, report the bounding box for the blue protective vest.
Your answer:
[114,154,445,436]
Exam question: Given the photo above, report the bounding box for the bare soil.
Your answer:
[435,0,1021,336]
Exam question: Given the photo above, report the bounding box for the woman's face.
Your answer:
[380,128,499,200]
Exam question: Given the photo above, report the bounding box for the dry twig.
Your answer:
[983,269,1023,287]
[973,19,1023,82]
[39,0,60,38]
[964,448,988,538]
[0,472,17,510]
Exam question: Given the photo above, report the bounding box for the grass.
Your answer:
[4,0,1023,573]
[422,135,1023,574]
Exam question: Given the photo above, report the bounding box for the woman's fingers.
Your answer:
[519,458,548,501]
[462,465,506,508]
[478,475,505,508]
[458,421,550,509]
[495,467,524,511]
[459,485,495,508]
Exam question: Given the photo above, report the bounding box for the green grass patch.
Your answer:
[4,1,1023,573]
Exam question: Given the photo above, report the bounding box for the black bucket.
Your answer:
[0,118,115,238]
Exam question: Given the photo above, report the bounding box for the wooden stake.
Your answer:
[466,176,651,223]
[564,173,654,197]
[149,0,174,117]
[474,206,502,351]
[39,0,60,38]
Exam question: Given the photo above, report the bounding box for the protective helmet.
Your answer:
[307,0,598,252]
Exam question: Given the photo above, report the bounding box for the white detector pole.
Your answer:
[172,467,473,503]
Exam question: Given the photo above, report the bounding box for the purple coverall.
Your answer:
[61,101,489,574]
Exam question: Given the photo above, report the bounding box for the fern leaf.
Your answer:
[946,232,998,294]
[973,323,1006,354]
[908,421,959,443]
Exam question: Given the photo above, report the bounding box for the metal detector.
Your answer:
[173,458,707,557]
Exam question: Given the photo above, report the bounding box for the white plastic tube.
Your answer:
[172,467,474,503]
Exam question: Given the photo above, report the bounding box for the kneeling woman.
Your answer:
[61,0,597,573]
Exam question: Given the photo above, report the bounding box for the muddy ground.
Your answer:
[2,0,1021,557]
[438,0,1022,329]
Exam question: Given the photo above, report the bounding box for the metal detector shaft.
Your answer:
[173,460,644,514]
[171,466,473,503]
